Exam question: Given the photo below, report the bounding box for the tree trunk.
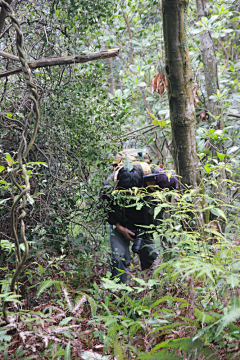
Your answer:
[162,0,200,188]
[196,0,227,221]
[195,0,220,123]
[102,44,114,95]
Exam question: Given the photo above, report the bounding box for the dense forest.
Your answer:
[0,0,240,359]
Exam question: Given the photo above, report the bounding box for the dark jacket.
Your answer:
[100,166,178,228]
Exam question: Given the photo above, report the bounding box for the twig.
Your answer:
[120,4,135,65]
[218,38,230,73]
[121,125,158,139]
[124,124,157,136]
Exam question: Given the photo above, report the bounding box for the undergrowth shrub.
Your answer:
[94,171,240,359]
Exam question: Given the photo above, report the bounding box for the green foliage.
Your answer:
[1,0,240,358]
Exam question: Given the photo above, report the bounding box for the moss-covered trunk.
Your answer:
[162,0,200,188]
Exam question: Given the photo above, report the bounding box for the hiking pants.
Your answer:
[110,226,158,282]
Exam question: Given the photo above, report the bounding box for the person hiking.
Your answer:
[100,149,178,282]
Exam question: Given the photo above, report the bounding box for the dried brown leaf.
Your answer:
[150,73,166,97]
[205,139,211,150]
[193,86,200,105]
[198,111,208,123]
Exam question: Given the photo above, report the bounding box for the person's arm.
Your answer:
[115,222,135,241]
[99,175,135,241]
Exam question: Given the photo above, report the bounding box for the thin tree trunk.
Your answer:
[162,0,200,188]
[102,44,114,95]
[196,0,227,219]
[195,0,220,122]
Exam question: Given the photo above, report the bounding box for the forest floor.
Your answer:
[0,250,238,360]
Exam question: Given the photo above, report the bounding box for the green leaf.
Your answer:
[0,198,11,205]
[204,164,212,172]
[138,349,180,359]
[52,348,65,359]
[227,146,239,155]
[148,111,156,119]
[194,308,214,324]
[217,152,225,161]
[59,317,73,326]
[210,208,227,222]
[0,165,5,172]
[151,337,190,352]
[64,342,71,360]
[138,82,147,87]
[115,89,122,98]
[146,97,155,102]
[216,306,240,337]
[147,137,154,144]
[62,330,73,339]
[37,263,44,275]
[129,64,138,73]
[150,296,188,309]
[27,194,34,205]
[37,280,63,298]
[6,155,13,166]
[158,120,166,127]
[154,205,164,219]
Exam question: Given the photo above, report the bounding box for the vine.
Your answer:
[0,0,40,326]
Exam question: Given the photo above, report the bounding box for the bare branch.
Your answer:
[218,38,230,74]
[120,5,135,65]
[121,124,157,138]
[0,48,120,78]
[0,50,18,60]
[227,113,240,118]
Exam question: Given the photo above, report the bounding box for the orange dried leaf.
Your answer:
[198,111,208,123]
[193,86,200,105]
[150,73,166,97]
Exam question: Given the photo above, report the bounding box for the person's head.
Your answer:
[117,166,144,190]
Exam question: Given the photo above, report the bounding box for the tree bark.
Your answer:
[0,48,120,78]
[162,0,200,188]
[0,0,12,34]
[195,0,220,123]
[102,44,114,95]
[196,0,227,215]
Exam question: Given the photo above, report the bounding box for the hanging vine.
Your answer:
[0,0,40,326]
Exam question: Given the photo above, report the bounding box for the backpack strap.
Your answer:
[113,163,124,183]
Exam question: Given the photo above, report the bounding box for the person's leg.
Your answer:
[139,236,158,270]
[110,227,131,282]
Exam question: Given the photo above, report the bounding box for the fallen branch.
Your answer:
[0,48,120,78]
